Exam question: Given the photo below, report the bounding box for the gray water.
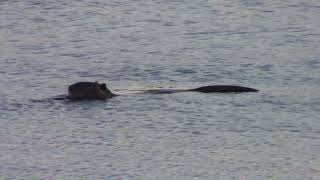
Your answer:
[1,0,320,179]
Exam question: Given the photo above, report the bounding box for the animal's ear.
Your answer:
[100,83,107,91]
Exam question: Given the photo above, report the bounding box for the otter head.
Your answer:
[68,81,114,100]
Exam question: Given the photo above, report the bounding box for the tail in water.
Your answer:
[190,85,259,93]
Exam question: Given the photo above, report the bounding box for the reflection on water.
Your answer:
[1,0,320,179]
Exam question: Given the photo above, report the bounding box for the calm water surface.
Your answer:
[1,0,320,179]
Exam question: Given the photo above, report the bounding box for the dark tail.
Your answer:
[189,85,259,93]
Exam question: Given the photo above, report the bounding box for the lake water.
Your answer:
[1,0,320,179]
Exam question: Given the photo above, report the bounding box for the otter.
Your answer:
[66,81,258,100]
[67,81,117,100]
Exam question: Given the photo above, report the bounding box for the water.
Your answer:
[1,0,320,179]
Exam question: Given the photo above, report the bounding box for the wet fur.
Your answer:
[68,82,116,100]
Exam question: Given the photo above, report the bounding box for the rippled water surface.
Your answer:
[1,0,320,179]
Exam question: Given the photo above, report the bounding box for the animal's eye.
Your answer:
[100,83,107,91]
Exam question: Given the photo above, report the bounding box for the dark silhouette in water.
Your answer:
[66,81,258,100]
[190,85,258,93]
[68,81,117,100]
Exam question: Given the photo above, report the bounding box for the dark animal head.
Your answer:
[68,81,114,100]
